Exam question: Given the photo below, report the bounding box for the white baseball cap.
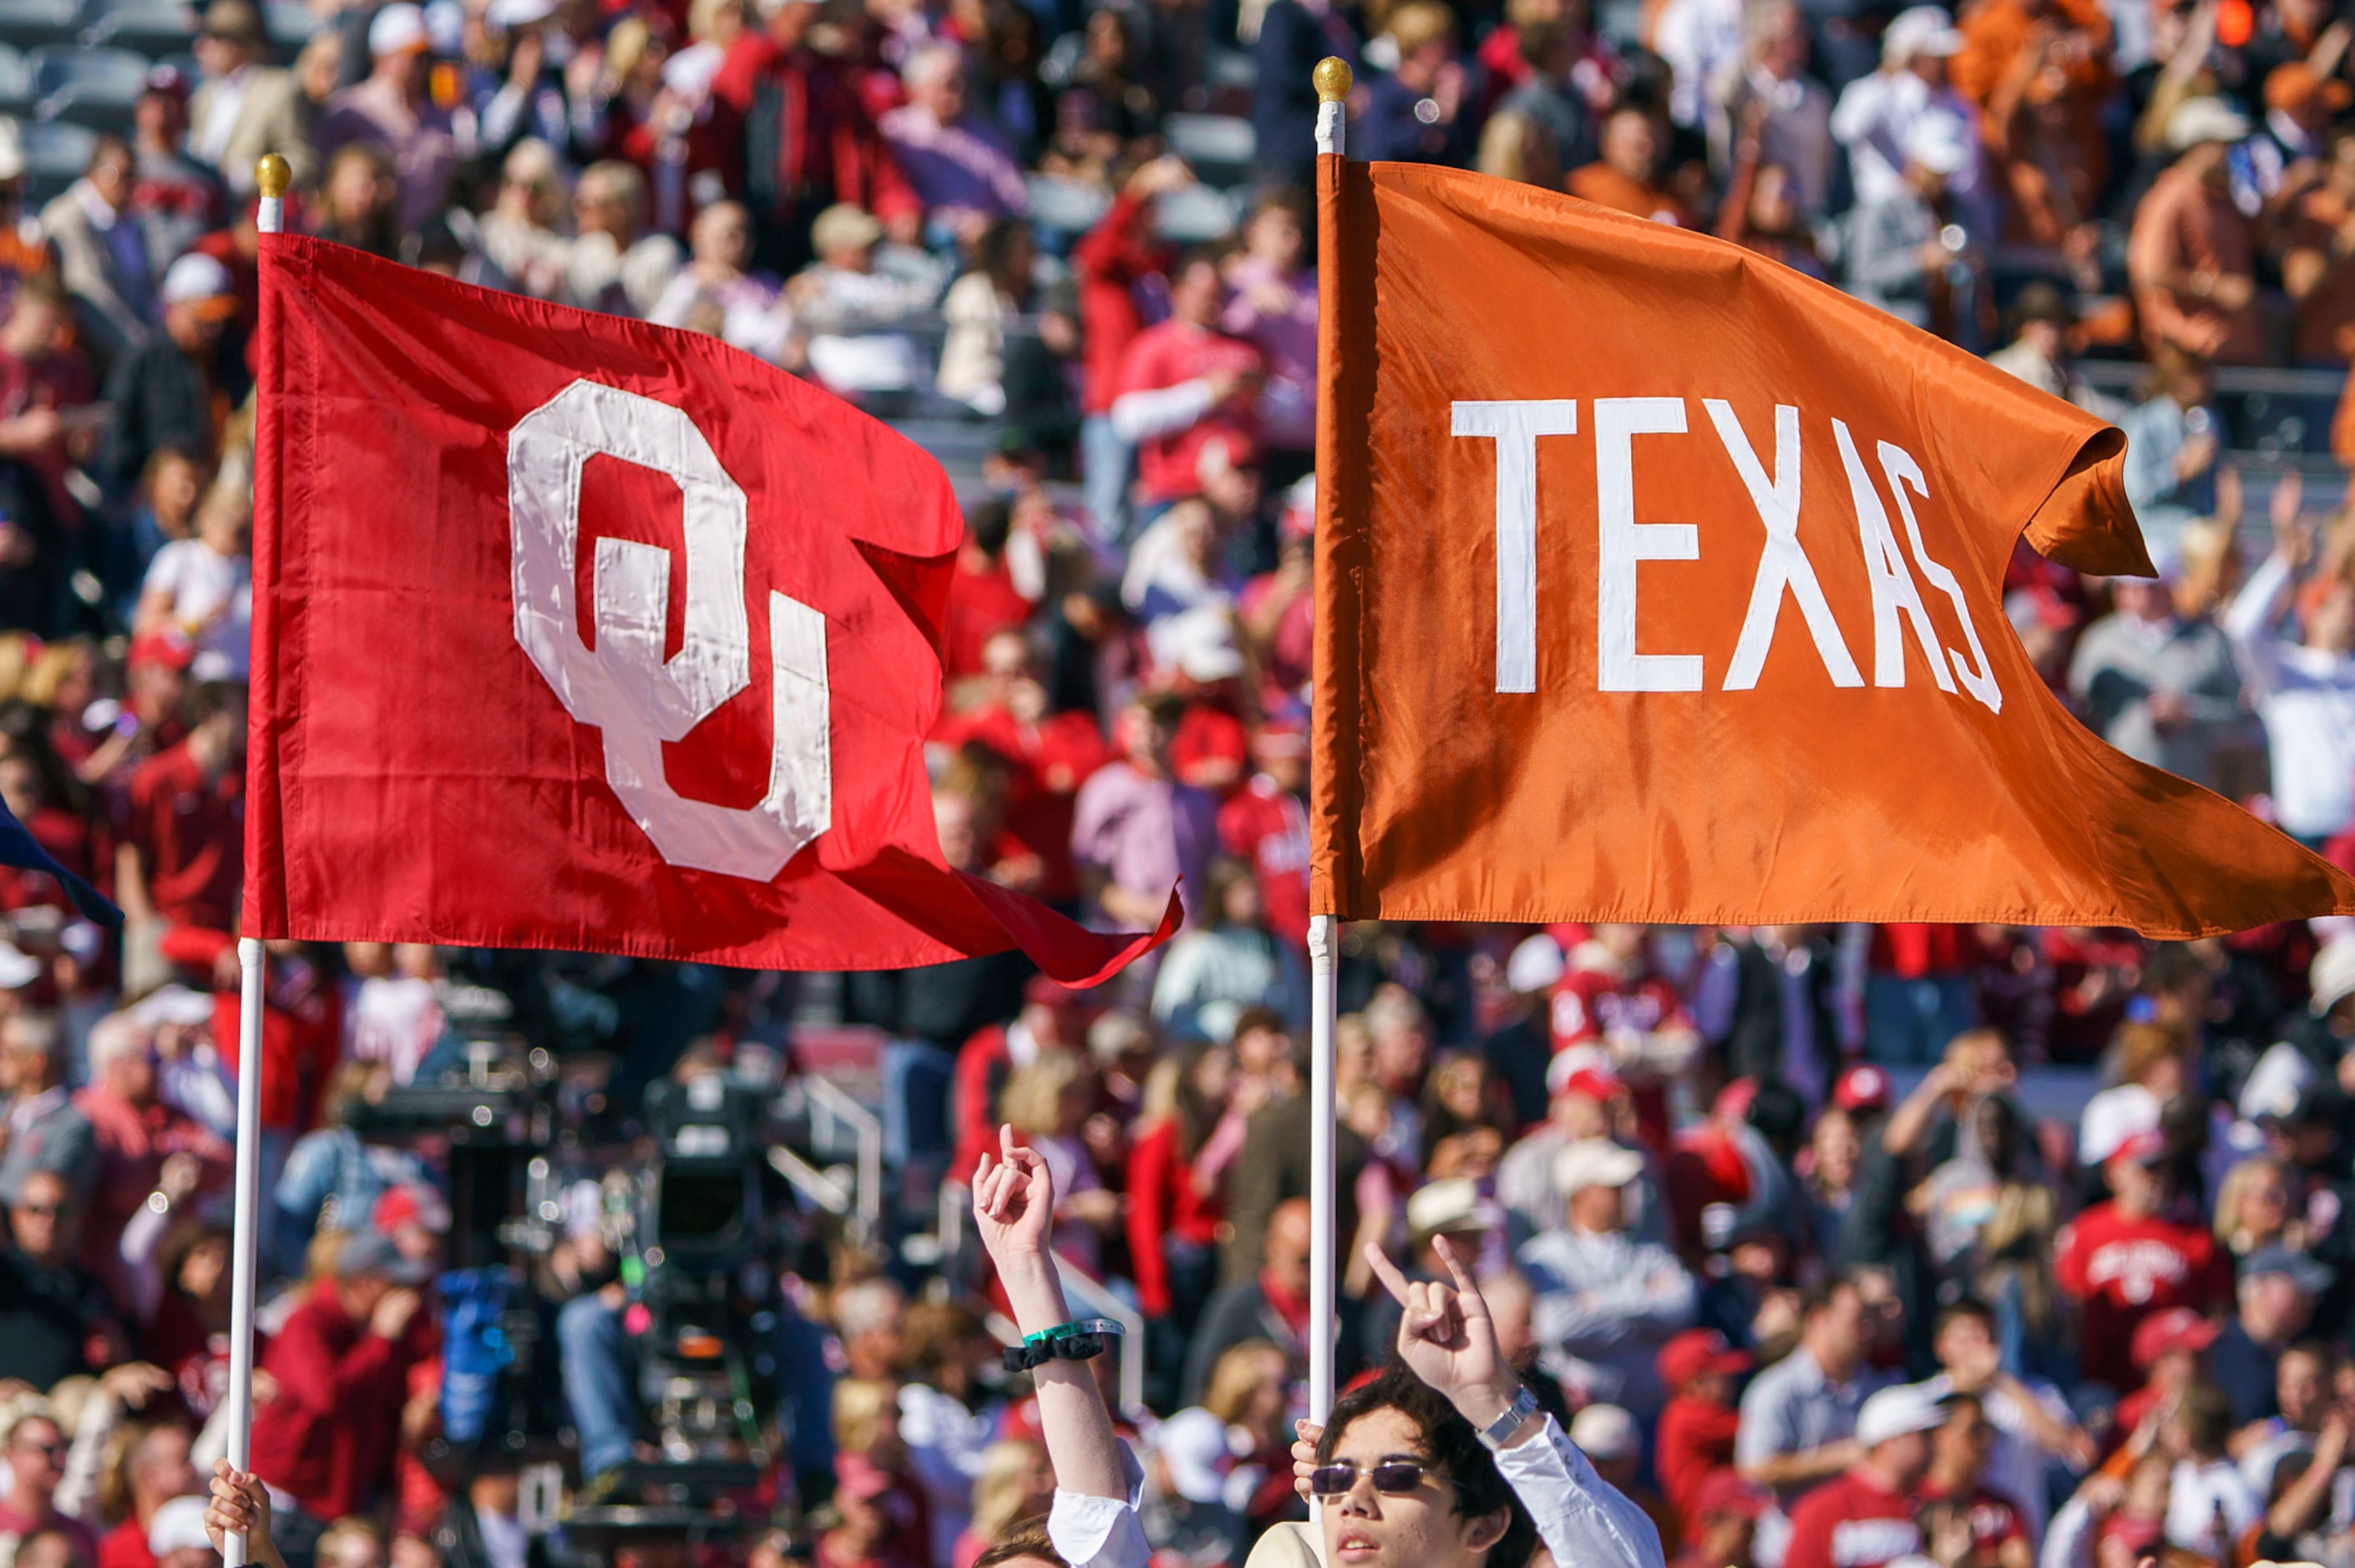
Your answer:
[368,2,431,56]
[149,1495,212,1556]
[2167,97,2251,151]
[1883,5,1964,61]
[1856,1383,1947,1448]
[1552,1138,1644,1197]
[160,252,234,306]
[1570,1404,1639,1461]
[1507,933,1566,994]
[1902,111,1972,177]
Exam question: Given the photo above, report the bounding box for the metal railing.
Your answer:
[1055,1255,1147,1419]
[766,1144,853,1219]
[800,1078,883,1245]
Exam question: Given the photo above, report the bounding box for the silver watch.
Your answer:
[1477,1384,1540,1451]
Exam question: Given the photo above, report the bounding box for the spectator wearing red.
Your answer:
[73,1010,230,1295]
[934,628,1109,905]
[117,679,242,974]
[939,498,1036,682]
[1781,1383,1944,1568]
[2054,1128,2231,1391]
[1107,250,1263,516]
[1669,1469,1771,1568]
[1072,156,1185,540]
[0,1408,97,1564]
[949,979,1093,1186]
[248,1232,435,1550]
[1656,1329,1753,1526]
[1914,1393,2032,1568]
[1218,713,1310,953]
[2111,1305,2219,1437]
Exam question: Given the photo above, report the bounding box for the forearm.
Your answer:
[998,1247,1127,1502]
[1740,1445,1851,1490]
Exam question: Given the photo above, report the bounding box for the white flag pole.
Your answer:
[1307,59,1349,1435]
[224,151,290,1568]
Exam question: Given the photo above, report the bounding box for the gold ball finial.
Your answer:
[1314,57,1352,103]
[255,154,291,199]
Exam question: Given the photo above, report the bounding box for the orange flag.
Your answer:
[1309,158,2355,938]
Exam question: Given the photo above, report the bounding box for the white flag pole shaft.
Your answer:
[225,152,290,1568]
[1306,61,1349,1444]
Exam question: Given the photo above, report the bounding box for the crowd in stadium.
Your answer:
[0,0,2346,1561]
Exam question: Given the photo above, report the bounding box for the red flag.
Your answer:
[245,235,1176,984]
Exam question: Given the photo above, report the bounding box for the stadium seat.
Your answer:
[28,43,147,129]
[0,44,33,115]
[1164,111,1256,187]
[0,0,78,52]
[1152,182,1237,243]
[1025,174,1111,242]
[78,0,196,53]
[19,117,94,202]
[262,0,314,48]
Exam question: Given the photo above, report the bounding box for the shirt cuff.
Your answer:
[1046,1441,1150,1568]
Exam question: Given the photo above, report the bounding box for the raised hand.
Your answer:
[1361,1235,1522,1429]
[973,1125,1055,1263]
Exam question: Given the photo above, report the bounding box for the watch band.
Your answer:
[1477,1384,1540,1451]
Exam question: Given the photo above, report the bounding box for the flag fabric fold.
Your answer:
[1309,157,2355,938]
[0,797,119,927]
[247,235,1175,984]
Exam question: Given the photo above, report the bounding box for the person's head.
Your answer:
[194,0,265,76]
[1800,1277,1868,1378]
[968,1439,1052,1544]
[1928,1392,1994,1484]
[2216,1156,2293,1249]
[1599,106,1658,184]
[1745,0,1806,77]
[575,161,647,244]
[186,680,246,774]
[2168,96,2248,185]
[1000,1049,1094,1140]
[2101,1128,2170,1215]
[1686,1471,1771,1568]
[1365,985,1431,1092]
[903,42,966,120]
[1811,1105,1861,1193]
[2,1009,60,1093]
[193,472,251,559]
[832,1375,901,1459]
[833,1277,907,1380]
[1657,1327,1752,1409]
[144,1487,210,1568]
[2305,574,2355,655]
[315,1518,386,1568]
[1853,1384,1942,1490]
[904,1298,994,1393]
[159,252,238,355]
[1553,1139,1642,1235]
[1266,1197,1313,1298]
[139,447,205,535]
[88,1011,159,1106]
[1384,1,1457,86]
[2165,1382,2234,1460]
[1245,190,1308,271]
[1167,248,1226,328]
[1204,1338,1292,1435]
[332,1230,429,1318]
[2240,1246,2329,1345]
[1313,1365,1537,1568]
[13,1528,78,1568]
[134,69,190,153]
[2278,1341,2334,1430]
[163,1224,230,1307]
[1125,691,1185,776]
[0,274,68,362]
[4,1409,63,1510]
[2007,281,2073,361]
[1931,1297,1999,1374]
[689,200,752,272]
[1882,3,1962,82]
[366,2,433,95]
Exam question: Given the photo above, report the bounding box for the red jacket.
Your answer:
[1126,1119,1221,1318]
[1655,1394,1742,1525]
[711,35,918,228]
[1072,192,1170,416]
[249,1280,431,1520]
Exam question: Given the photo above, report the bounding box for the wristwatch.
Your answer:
[1477,1384,1541,1451]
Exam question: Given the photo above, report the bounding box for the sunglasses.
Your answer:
[1309,1459,1458,1499]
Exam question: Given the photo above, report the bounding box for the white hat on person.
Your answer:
[149,1495,212,1556]
[2167,97,2251,150]
[1883,5,1964,61]
[368,3,431,56]
[1570,1404,1638,1461]
[160,253,234,306]
[1552,1138,1645,1197]
[1856,1383,1948,1448]
[1507,933,1566,995]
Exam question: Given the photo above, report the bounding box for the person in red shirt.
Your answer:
[2054,1128,2231,1391]
[72,1010,230,1299]
[949,979,1093,1184]
[1218,715,1310,954]
[2109,1305,2219,1439]
[940,498,1036,683]
[1657,1329,1754,1529]
[118,680,242,982]
[1072,155,1187,540]
[935,628,1111,905]
[1914,1393,2032,1568]
[1781,1383,1942,1568]
[248,1232,434,1553]
[1669,1469,1771,1568]
[1107,250,1263,516]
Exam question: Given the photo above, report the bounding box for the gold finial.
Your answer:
[1314,57,1352,103]
[255,154,290,199]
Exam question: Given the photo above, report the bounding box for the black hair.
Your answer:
[965,496,1014,558]
[2178,1383,2233,1456]
[1314,1366,1537,1568]
[1932,1297,1996,1340]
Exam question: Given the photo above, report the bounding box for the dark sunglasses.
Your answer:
[1309,1460,1457,1498]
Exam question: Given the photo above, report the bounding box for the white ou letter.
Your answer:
[1833,417,1953,694]
[509,378,832,880]
[1451,399,1579,694]
[1876,442,2002,715]
[1594,397,1701,692]
[1703,399,1862,691]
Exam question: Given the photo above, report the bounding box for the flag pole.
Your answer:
[222,151,289,1568]
[1308,57,1348,1432]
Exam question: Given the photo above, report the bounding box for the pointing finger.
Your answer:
[1432,1235,1488,1316]
[1363,1243,1414,1306]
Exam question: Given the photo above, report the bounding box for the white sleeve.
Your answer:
[2221,550,2294,694]
[1110,379,1217,443]
[1495,1414,1668,1568]
[140,543,185,599]
[1046,1439,1152,1568]
[2038,1495,2098,1568]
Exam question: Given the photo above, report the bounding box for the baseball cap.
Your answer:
[1834,1064,1890,1113]
[2167,97,2251,151]
[335,1230,434,1286]
[2130,1306,2221,1369]
[141,64,190,100]
[2312,938,2355,1017]
[1855,1383,1947,1448]
[1547,1043,1622,1100]
[1157,1409,1230,1505]
[160,253,234,307]
[1405,1177,1496,1241]
[2242,1243,2335,1296]
[1553,1138,1644,1197]
[811,202,884,256]
[1658,1328,1753,1389]
[1508,933,1567,995]
[1569,1404,1638,1461]
[2108,1126,2170,1166]
[1883,4,1964,61]
[149,1495,211,1556]
[2081,1092,2164,1166]
[1693,1469,1773,1521]
[372,1182,451,1235]
[368,3,431,56]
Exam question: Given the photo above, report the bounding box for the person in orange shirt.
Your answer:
[1957,0,2111,277]
[2128,98,2267,364]
[1567,105,1690,224]
[2284,123,2355,364]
